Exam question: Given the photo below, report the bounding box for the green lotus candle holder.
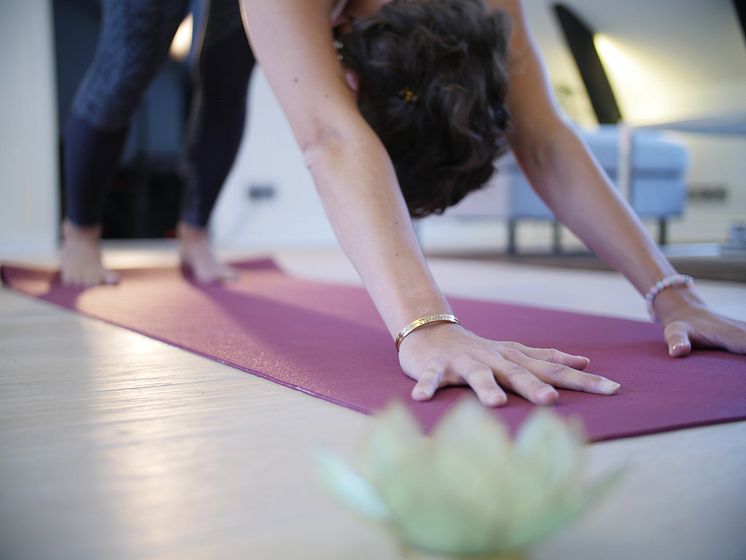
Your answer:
[315,399,622,559]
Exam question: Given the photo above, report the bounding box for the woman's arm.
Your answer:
[240,0,620,405]
[241,0,450,336]
[488,0,746,355]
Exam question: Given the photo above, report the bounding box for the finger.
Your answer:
[664,321,692,357]
[510,344,590,370]
[463,363,507,407]
[411,368,444,401]
[509,353,620,395]
[491,359,558,405]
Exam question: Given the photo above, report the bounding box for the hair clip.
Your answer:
[333,39,344,61]
[400,86,419,104]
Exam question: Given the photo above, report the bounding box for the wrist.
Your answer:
[395,313,460,351]
[398,320,464,354]
[652,285,705,323]
[382,286,452,338]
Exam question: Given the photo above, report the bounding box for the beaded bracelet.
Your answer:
[644,274,694,321]
[395,313,460,352]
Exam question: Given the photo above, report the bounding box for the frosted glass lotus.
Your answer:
[315,399,621,557]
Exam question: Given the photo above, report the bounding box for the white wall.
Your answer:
[0,1,59,258]
[213,0,746,251]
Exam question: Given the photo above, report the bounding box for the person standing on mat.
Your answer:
[61,0,254,286]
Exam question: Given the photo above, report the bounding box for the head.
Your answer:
[336,0,511,218]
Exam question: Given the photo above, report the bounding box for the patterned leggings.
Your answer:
[64,0,255,227]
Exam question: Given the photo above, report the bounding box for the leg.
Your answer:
[62,119,128,286]
[62,0,189,286]
[179,0,255,283]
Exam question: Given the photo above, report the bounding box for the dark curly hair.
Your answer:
[336,0,511,218]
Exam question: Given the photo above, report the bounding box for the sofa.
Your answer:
[443,125,689,253]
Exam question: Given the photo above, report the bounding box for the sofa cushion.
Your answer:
[579,125,689,175]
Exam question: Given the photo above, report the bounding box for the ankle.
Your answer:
[178,222,210,244]
[62,219,102,242]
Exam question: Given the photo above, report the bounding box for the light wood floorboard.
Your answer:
[1,247,745,560]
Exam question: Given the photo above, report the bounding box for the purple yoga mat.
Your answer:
[2,258,745,441]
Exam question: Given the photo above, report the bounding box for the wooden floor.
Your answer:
[1,246,745,560]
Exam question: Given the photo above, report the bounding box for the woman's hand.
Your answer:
[397,323,621,406]
[660,302,746,358]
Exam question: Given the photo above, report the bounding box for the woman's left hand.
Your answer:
[660,302,746,357]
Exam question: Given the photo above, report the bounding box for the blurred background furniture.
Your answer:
[445,125,689,254]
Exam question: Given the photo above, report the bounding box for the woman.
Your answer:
[241,0,745,407]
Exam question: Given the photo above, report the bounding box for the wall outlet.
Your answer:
[247,183,277,202]
[687,182,728,202]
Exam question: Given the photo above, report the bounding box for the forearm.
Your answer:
[305,128,451,336]
[516,124,703,314]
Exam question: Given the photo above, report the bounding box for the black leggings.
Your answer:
[63,0,255,228]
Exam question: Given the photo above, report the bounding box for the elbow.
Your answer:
[301,120,384,179]
[300,126,346,171]
[298,107,368,170]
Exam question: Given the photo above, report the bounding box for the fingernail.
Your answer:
[415,386,434,399]
[486,392,507,407]
[599,379,621,394]
[537,387,558,404]
[670,343,690,356]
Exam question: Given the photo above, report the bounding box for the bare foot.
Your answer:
[178,222,237,284]
[61,220,119,287]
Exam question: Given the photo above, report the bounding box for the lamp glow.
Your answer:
[593,33,684,124]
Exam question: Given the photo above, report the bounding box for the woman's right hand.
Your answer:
[398,322,621,406]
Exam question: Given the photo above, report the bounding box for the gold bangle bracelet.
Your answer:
[394,313,461,352]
